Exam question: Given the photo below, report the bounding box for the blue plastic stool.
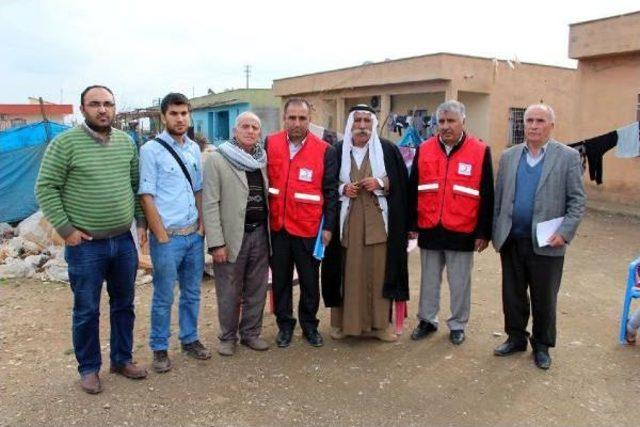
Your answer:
[619,256,640,344]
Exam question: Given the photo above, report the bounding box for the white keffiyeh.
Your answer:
[339,109,388,239]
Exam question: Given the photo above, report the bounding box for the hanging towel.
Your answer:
[616,121,640,158]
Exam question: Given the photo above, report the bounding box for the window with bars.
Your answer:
[508,107,525,146]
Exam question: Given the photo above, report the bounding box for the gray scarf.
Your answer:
[217,138,267,171]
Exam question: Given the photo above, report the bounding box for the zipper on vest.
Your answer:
[437,153,451,225]
[283,155,292,231]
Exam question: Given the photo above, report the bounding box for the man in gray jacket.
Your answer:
[492,104,586,370]
[202,112,270,356]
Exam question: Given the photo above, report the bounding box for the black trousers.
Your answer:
[500,236,564,349]
[270,231,320,333]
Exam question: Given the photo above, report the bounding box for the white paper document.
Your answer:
[536,217,564,247]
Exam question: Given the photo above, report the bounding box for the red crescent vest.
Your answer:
[416,134,486,233]
[266,131,329,238]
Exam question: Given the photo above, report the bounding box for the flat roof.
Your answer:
[570,10,640,26]
[274,52,575,82]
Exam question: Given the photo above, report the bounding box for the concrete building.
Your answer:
[189,89,279,144]
[0,98,73,131]
[569,11,640,206]
[273,10,640,207]
[273,53,577,151]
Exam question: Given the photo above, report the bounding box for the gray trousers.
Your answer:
[628,309,640,333]
[212,225,269,342]
[418,249,473,331]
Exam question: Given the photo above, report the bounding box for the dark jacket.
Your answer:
[322,138,410,306]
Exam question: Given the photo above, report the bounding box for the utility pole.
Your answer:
[244,65,251,89]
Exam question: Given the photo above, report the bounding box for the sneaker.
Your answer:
[152,350,172,373]
[217,340,236,356]
[182,340,212,360]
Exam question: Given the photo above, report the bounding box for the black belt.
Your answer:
[244,222,264,233]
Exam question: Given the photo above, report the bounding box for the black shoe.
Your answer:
[494,339,528,356]
[449,330,465,345]
[303,329,324,347]
[533,349,551,370]
[275,329,293,348]
[181,340,212,360]
[411,321,438,340]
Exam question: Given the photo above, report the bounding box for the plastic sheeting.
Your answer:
[0,121,70,223]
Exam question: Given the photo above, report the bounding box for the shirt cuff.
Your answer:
[138,182,156,196]
[56,222,76,239]
[338,183,346,195]
[376,178,385,189]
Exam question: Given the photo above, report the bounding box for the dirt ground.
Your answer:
[1,209,640,427]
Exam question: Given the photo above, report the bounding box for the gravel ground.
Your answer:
[1,209,640,427]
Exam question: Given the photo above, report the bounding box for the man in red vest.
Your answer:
[265,97,338,348]
[408,100,494,345]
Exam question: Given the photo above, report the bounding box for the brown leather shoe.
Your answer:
[80,372,102,394]
[152,350,172,373]
[110,362,148,379]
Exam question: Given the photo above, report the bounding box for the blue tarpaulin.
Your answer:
[0,121,70,223]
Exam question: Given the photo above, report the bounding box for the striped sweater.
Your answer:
[35,125,145,239]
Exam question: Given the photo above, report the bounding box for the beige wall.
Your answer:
[458,91,490,143]
[573,52,640,205]
[276,55,577,170]
[569,12,640,59]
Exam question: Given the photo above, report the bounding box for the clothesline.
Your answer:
[568,121,639,185]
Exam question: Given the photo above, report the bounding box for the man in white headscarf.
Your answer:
[322,104,409,342]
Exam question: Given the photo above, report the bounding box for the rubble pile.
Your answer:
[0,211,154,285]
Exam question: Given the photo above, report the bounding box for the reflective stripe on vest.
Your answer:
[266,131,329,237]
[416,135,486,233]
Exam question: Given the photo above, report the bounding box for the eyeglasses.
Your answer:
[86,101,115,109]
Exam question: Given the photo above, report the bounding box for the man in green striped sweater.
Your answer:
[36,85,148,394]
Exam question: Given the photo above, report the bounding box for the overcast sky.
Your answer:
[1,0,638,112]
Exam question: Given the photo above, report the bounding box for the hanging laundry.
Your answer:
[568,141,587,174]
[615,121,640,158]
[583,131,618,185]
[397,126,422,148]
[387,114,397,133]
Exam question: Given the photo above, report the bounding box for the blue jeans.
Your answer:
[64,232,138,376]
[149,232,204,351]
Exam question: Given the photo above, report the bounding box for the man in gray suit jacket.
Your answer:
[202,112,271,356]
[492,104,586,369]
